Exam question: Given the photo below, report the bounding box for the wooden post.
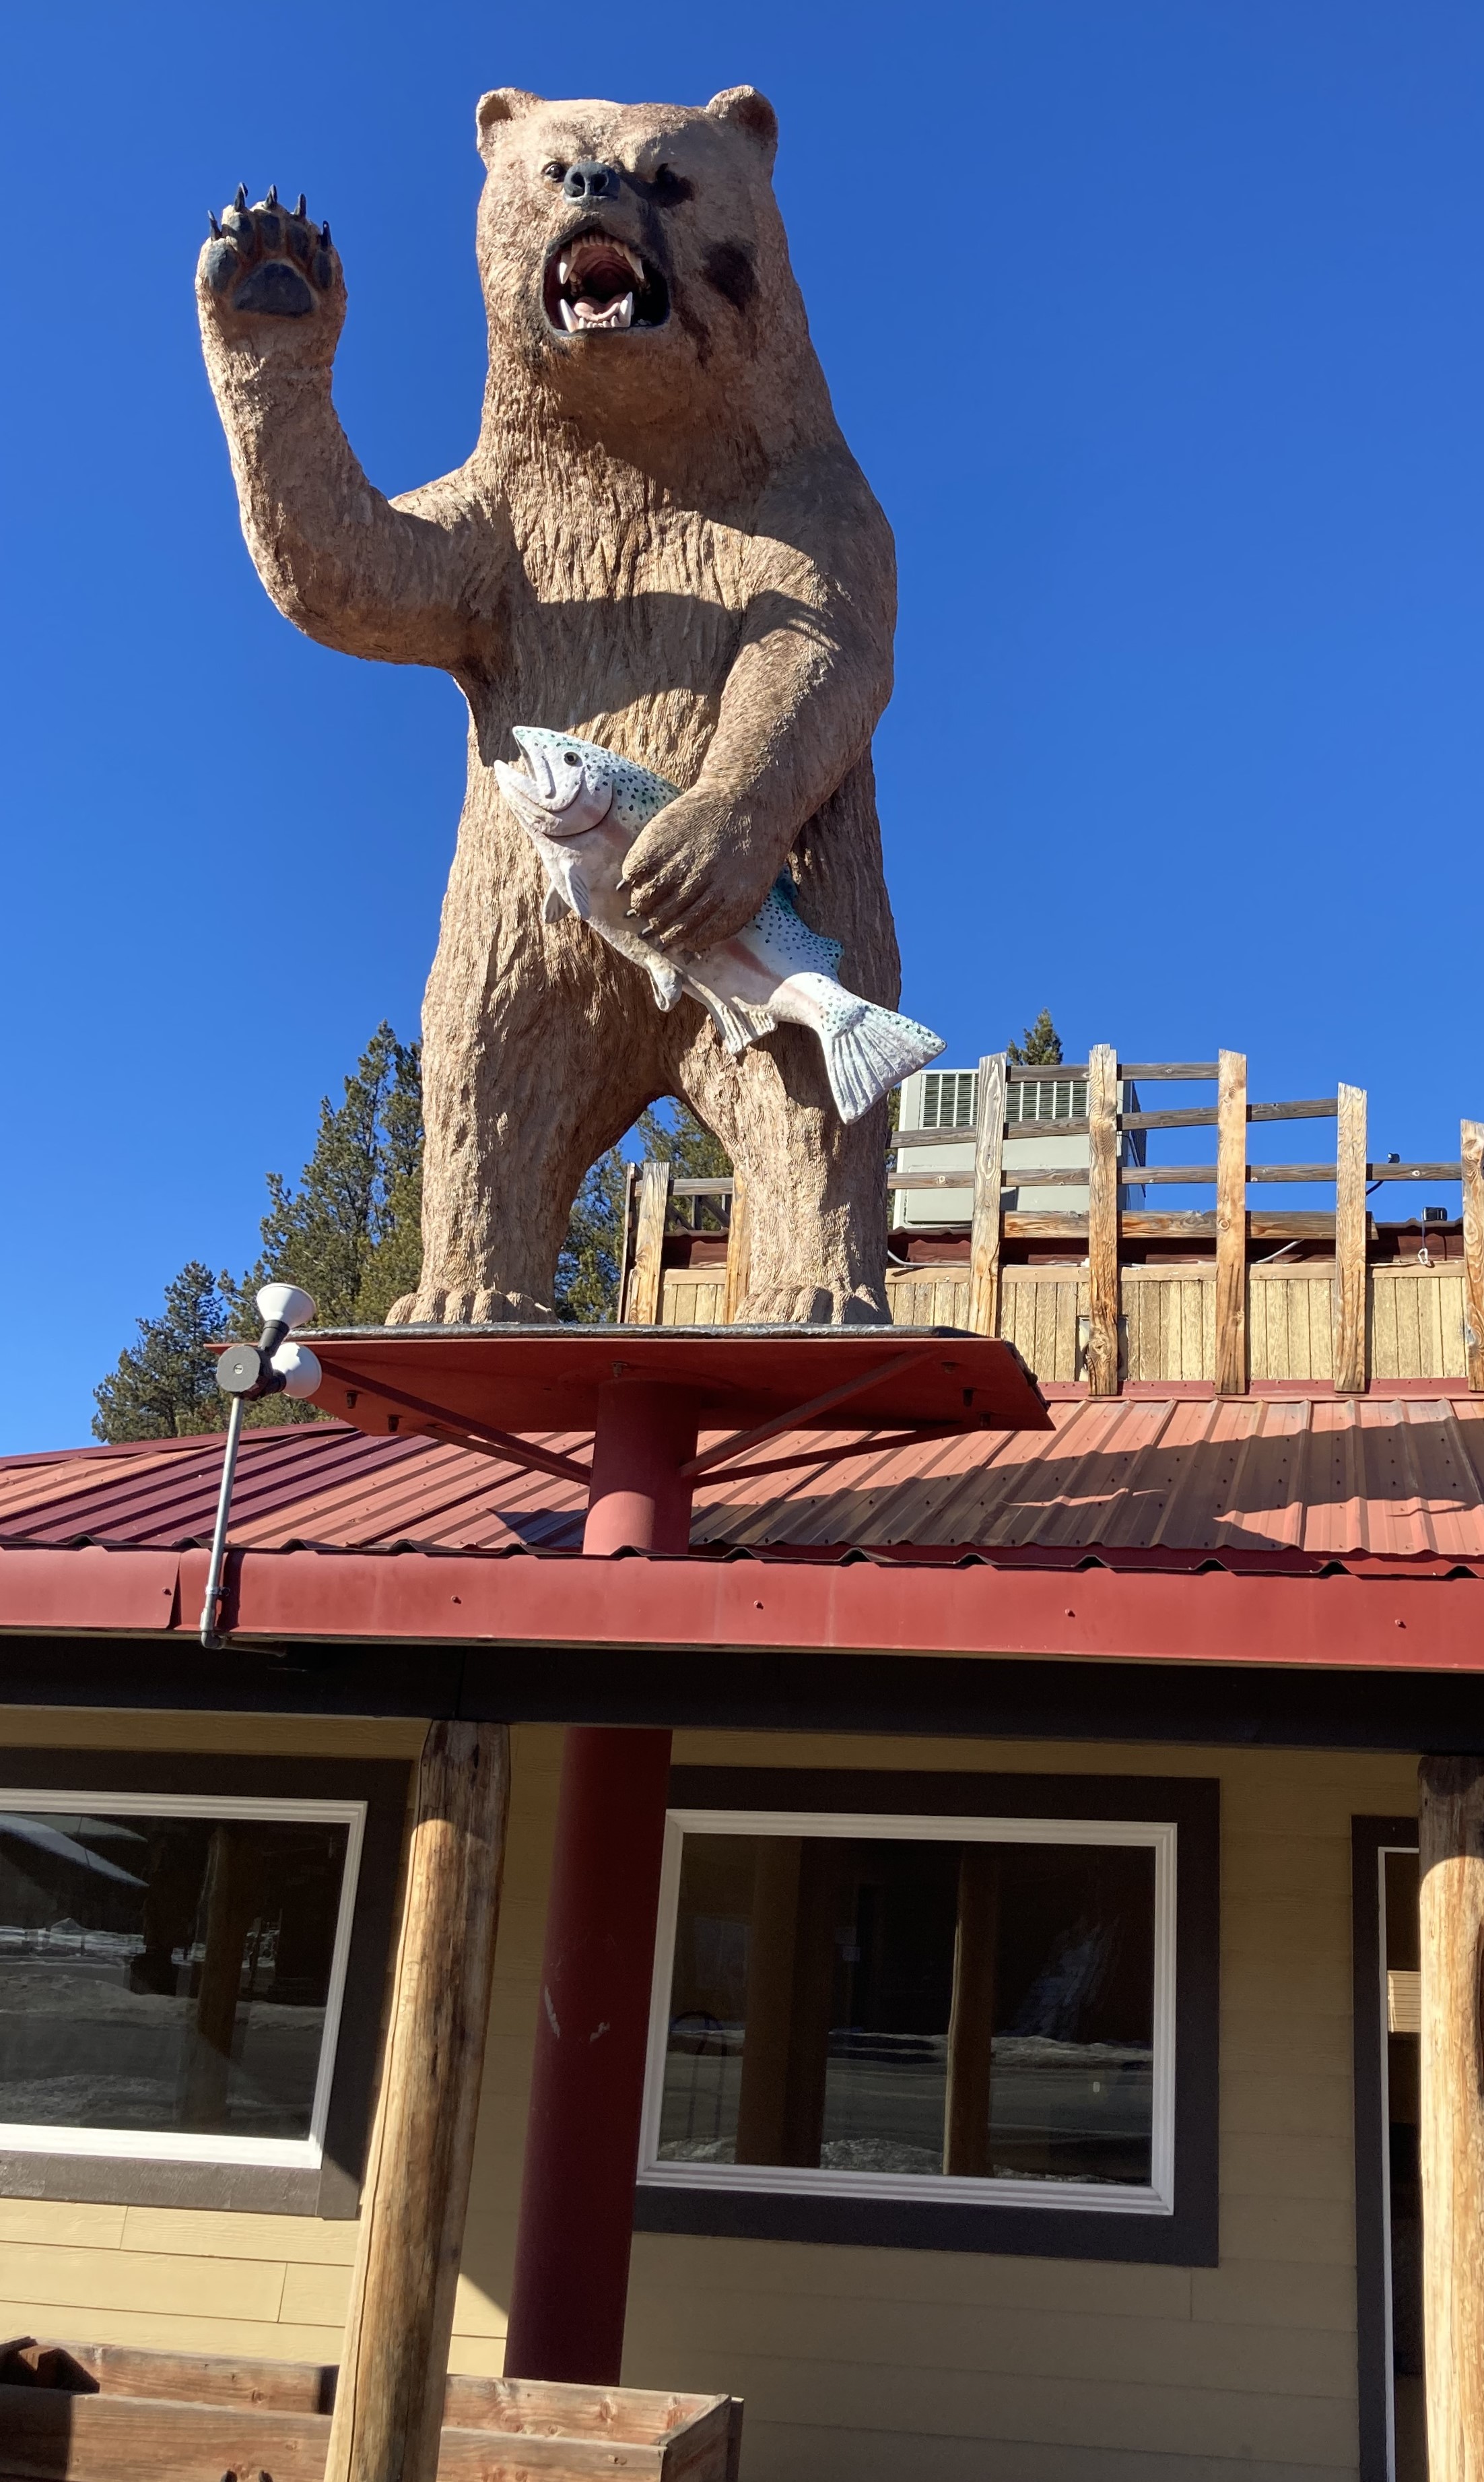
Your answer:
[968,1053,1007,1338]
[733,1838,838,2169]
[1462,1121,1484,1394]
[1214,1049,1248,1397]
[325,1721,510,2482]
[1333,1082,1368,1394]
[182,1825,263,2129]
[943,1843,1000,2177]
[1084,1043,1121,1395]
[722,1173,751,1325]
[613,1161,637,1328]
[622,1160,671,1326]
[1418,1755,1484,2482]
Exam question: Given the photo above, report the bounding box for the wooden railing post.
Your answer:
[968,1053,1007,1337]
[1333,1082,1368,1394]
[1418,1754,1484,2482]
[1462,1121,1484,1394]
[1084,1043,1121,1394]
[1215,1049,1248,1396]
[622,1160,671,1326]
[325,1721,511,2482]
[722,1173,751,1325]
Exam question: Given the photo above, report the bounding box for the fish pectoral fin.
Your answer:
[646,955,682,1011]
[696,992,774,1055]
[542,883,568,923]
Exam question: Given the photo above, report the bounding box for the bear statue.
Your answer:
[197,86,905,1324]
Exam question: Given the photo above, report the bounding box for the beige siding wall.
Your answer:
[0,1708,1419,2479]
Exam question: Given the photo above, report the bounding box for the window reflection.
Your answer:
[660,1831,1157,2188]
[0,1811,351,2144]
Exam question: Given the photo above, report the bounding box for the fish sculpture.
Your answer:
[495,727,945,1124]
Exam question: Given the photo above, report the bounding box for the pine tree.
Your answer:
[92,1263,234,1441]
[1007,1010,1064,1067]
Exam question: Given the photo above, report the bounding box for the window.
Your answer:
[638,1771,1218,2264]
[0,1793,362,2169]
[0,1753,409,2217]
[1353,1817,1424,2482]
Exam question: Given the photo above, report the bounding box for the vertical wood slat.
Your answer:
[1418,1755,1484,2482]
[1462,1119,1484,1393]
[325,1722,511,2482]
[622,1161,672,1326]
[722,1173,751,1326]
[968,1053,1007,1338]
[1215,1049,1249,1396]
[943,1844,1001,2177]
[613,1161,637,1330]
[1333,1082,1368,1394]
[1084,1043,1121,1394]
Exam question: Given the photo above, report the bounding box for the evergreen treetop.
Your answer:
[1007,1010,1065,1067]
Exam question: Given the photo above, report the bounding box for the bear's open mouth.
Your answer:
[543,226,670,334]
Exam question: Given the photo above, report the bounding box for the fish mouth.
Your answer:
[542,222,670,335]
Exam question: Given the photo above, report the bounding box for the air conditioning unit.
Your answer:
[893,1066,1146,1229]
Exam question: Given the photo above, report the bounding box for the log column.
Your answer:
[1419,1754,1484,2482]
[504,1376,700,2383]
[325,1720,510,2482]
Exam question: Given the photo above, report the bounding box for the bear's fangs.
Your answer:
[544,232,668,334]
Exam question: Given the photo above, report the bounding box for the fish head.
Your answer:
[500,727,617,837]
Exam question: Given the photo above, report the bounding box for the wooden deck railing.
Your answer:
[618,1049,1484,1396]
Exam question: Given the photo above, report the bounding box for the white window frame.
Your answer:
[640,1807,1178,2217]
[0,1788,366,2171]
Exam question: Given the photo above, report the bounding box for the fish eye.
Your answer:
[564,752,580,766]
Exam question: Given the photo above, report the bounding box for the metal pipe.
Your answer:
[199,1393,246,1649]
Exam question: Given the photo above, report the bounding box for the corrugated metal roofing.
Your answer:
[5,1392,1484,1571]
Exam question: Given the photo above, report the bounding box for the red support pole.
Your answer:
[503,1379,700,2384]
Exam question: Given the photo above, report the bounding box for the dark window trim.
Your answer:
[1353,1812,1419,2482]
[635,1767,1219,2264]
[0,1748,410,2219]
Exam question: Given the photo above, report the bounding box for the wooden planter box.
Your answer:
[0,2339,743,2481]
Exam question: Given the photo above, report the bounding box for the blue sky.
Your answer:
[2,1,1479,1449]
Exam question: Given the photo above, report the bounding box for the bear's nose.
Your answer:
[563,160,620,203]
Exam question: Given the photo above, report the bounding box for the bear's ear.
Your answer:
[704,86,778,164]
[476,88,545,158]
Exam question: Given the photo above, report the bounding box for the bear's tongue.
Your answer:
[558,240,640,332]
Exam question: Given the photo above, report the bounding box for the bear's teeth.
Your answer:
[564,292,635,331]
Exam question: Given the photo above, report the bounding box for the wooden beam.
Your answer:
[1419,1755,1484,2482]
[623,1161,672,1326]
[968,1052,1007,1337]
[1215,1049,1248,1397]
[1462,1121,1484,1394]
[325,1721,510,2482]
[1333,1082,1368,1394]
[722,1173,751,1325]
[943,1843,1000,2177]
[1084,1043,1121,1395]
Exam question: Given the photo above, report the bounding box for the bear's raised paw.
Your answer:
[201,185,341,321]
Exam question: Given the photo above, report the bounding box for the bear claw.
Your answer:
[203,190,339,321]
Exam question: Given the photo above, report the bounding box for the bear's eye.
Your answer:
[541,160,568,182]
[652,164,693,204]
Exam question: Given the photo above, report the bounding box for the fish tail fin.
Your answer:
[823,1006,946,1124]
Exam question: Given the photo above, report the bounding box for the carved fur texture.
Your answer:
[196,90,900,1324]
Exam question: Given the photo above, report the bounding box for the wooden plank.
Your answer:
[613,1162,637,1331]
[1083,1044,1121,1396]
[1119,1062,1220,1080]
[943,1844,1000,2177]
[623,1161,672,1326]
[1462,1119,1484,1392]
[1419,1756,1484,2482]
[325,1722,511,2482]
[1215,1049,1248,1397]
[721,1174,751,1325]
[1332,1083,1368,1394]
[967,1052,1007,1338]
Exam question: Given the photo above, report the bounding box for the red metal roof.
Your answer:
[5,1390,1484,1575]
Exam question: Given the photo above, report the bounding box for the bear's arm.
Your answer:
[621,443,895,950]
[197,226,494,672]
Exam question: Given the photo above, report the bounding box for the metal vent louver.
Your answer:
[1006,1076,1088,1125]
[920,1070,978,1130]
